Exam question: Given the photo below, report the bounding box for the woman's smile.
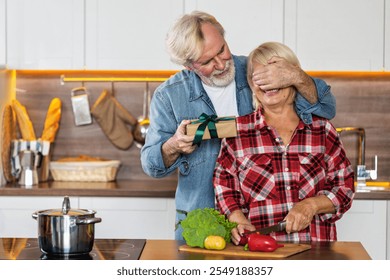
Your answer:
[264,88,280,95]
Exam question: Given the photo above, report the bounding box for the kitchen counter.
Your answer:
[141,240,371,260]
[0,238,146,260]
[1,180,390,200]
[354,186,390,200]
[0,238,371,260]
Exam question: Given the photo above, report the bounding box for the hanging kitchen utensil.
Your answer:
[70,87,92,126]
[133,82,151,148]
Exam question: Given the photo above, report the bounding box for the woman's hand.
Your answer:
[284,200,316,233]
[228,210,256,245]
[231,223,256,245]
[284,195,335,233]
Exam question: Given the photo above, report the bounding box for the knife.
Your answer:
[243,221,287,235]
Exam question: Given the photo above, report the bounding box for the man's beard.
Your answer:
[198,59,235,87]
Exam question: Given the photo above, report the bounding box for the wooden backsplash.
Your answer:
[14,72,390,182]
[14,72,176,182]
[314,73,390,182]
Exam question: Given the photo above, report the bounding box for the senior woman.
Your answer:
[213,42,354,245]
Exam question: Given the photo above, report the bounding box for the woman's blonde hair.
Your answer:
[247,42,300,109]
[166,11,225,66]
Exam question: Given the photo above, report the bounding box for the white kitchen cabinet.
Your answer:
[0,195,175,240]
[184,0,284,57]
[85,0,183,70]
[0,196,79,238]
[336,200,388,260]
[385,0,390,69]
[4,0,388,71]
[79,197,176,239]
[387,201,390,260]
[6,0,84,69]
[0,0,5,67]
[284,0,384,71]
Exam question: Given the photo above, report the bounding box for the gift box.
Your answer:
[186,113,237,146]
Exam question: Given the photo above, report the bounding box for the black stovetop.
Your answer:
[0,238,146,260]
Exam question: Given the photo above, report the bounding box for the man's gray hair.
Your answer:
[166,11,225,66]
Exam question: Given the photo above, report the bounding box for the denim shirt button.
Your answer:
[179,161,190,175]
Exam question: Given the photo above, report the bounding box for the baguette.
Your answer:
[57,155,107,162]
[41,98,62,142]
[11,99,36,140]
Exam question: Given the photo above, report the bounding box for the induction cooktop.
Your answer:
[0,238,146,260]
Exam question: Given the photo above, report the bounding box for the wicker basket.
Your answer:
[49,160,121,182]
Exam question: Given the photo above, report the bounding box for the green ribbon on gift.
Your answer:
[191,113,235,146]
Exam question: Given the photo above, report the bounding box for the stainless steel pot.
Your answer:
[32,196,102,255]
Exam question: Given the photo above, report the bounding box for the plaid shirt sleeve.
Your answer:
[213,139,245,216]
[317,122,355,222]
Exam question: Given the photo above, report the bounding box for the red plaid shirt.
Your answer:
[213,109,355,242]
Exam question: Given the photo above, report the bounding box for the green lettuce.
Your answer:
[180,208,237,248]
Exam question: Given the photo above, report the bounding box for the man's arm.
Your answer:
[289,67,317,104]
[161,120,196,167]
[140,93,195,177]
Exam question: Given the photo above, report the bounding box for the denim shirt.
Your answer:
[140,55,335,239]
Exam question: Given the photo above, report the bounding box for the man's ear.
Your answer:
[185,62,195,71]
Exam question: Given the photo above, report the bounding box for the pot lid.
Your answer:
[38,209,95,216]
[36,196,95,216]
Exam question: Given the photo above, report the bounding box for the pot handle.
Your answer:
[32,212,38,220]
[76,217,102,225]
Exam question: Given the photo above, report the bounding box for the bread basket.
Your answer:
[49,160,121,182]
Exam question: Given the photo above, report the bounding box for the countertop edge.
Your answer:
[354,190,390,200]
[1,180,390,200]
[0,179,177,198]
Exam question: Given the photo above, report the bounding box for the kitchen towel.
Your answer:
[91,90,137,150]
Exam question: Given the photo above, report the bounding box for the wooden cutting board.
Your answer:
[1,104,16,183]
[179,243,311,258]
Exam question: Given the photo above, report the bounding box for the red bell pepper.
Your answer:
[238,229,256,246]
[246,233,284,252]
[238,233,248,246]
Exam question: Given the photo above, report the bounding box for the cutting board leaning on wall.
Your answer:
[0,69,16,186]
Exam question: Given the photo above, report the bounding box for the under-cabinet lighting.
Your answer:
[60,75,168,84]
